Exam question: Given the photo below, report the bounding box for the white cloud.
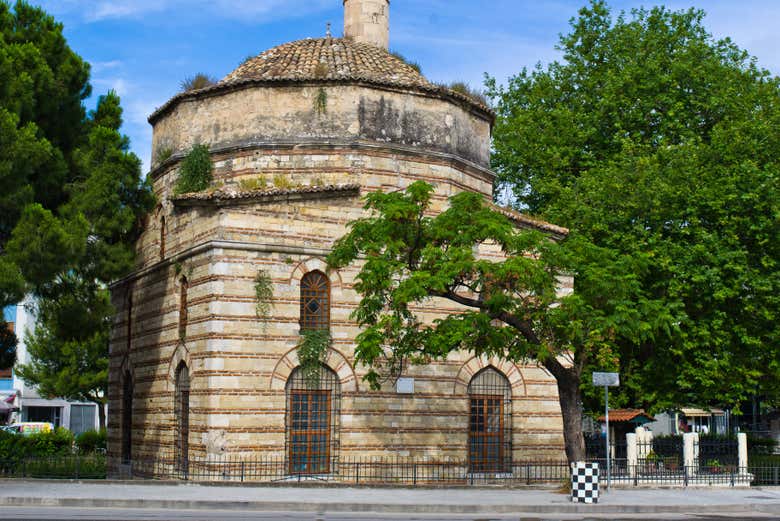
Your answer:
[92,77,130,97]
[90,60,122,73]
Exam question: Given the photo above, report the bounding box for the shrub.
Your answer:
[747,434,778,455]
[0,427,74,460]
[174,144,213,194]
[180,73,217,92]
[75,429,106,454]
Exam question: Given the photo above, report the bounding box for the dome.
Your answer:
[222,37,432,90]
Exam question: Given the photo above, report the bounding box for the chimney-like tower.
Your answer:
[343,0,389,49]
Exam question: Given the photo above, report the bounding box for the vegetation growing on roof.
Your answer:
[238,176,268,191]
[390,50,421,74]
[174,144,213,194]
[441,81,489,106]
[154,146,174,166]
[180,73,218,92]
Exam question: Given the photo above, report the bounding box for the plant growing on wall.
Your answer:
[314,88,328,115]
[174,144,213,194]
[298,329,330,386]
[254,270,273,322]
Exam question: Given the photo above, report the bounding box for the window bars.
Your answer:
[300,271,329,331]
[468,367,512,473]
[286,365,340,474]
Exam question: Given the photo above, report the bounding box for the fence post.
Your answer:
[683,432,698,479]
[241,461,245,483]
[75,455,80,480]
[626,432,638,481]
[737,432,748,476]
[413,463,417,486]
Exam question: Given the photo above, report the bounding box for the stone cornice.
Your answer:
[171,184,360,208]
[148,139,496,185]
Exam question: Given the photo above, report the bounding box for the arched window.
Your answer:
[300,271,329,331]
[179,277,188,340]
[174,362,190,473]
[126,287,133,353]
[121,371,133,464]
[160,216,166,260]
[286,365,340,474]
[468,367,512,473]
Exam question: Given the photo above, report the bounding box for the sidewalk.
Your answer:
[1,481,779,515]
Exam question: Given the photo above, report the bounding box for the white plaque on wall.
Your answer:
[396,377,415,394]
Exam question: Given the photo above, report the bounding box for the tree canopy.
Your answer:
[487,1,780,413]
[328,182,669,462]
[0,1,154,420]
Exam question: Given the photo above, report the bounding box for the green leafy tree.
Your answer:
[328,182,669,462]
[487,1,780,413]
[0,0,91,317]
[16,277,110,428]
[0,2,154,411]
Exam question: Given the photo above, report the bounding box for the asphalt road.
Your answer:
[0,508,777,521]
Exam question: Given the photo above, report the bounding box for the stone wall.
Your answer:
[108,189,567,468]
[150,84,492,169]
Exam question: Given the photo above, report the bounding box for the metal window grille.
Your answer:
[174,363,190,474]
[299,271,329,331]
[468,367,512,473]
[121,372,133,464]
[286,365,340,474]
[179,277,188,340]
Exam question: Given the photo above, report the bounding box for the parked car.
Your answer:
[3,422,54,435]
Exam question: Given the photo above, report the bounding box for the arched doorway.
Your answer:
[174,362,190,473]
[468,366,512,473]
[285,365,340,474]
[121,371,133,464]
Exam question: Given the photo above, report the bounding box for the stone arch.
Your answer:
[454,356,527,396]
[270,346,357,392]
[288,257,343,289]
[166,341,192,392]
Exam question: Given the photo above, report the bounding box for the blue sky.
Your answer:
[33,0,780,173]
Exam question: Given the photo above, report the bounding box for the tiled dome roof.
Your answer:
[222,37,432,89]
[149,37,493,124]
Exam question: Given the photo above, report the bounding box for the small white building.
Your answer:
[2,300,100,434]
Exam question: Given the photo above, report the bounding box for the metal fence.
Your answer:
[0,454,106,479]
[124,455,571,485]
[0,452,775,487]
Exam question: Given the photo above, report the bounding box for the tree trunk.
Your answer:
[555,370,586,463]
[97,401,106,430]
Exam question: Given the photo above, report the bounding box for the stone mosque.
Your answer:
[108,0,568,477]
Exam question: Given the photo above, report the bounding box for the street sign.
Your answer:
[593,371,620,493]
[592,372,620,387]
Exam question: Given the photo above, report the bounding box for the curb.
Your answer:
[1,497,778,515]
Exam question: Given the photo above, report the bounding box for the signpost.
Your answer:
[592,372,620,491]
